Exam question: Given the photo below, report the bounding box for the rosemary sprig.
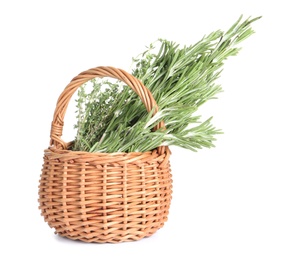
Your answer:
[72,15,260,153]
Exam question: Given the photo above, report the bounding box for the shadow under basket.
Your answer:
[38,66,173,243]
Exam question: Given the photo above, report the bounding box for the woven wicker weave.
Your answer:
[38,66,172,243]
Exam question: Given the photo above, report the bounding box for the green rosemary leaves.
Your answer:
[72,15,260,153]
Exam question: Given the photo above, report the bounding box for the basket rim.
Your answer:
[44,145,171,165]
[46,145,169,156]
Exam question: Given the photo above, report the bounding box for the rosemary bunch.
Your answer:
[72,15,260,153]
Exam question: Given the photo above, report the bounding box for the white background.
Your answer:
[1,0,293,259]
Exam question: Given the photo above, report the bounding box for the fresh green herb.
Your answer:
[72,15,261,153]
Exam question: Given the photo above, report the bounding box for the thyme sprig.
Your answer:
[72,15,260,153]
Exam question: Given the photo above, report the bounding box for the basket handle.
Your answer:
[50,66,168,155]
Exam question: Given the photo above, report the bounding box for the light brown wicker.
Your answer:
[38,66,173,243]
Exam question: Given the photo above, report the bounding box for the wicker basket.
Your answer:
[38,66,173,243]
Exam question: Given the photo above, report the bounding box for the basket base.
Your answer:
[46,211,170,243]
[53,220,167,243]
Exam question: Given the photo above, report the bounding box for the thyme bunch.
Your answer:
[72,15,260,153]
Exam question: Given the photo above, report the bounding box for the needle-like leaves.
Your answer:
[72,16,260,153]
